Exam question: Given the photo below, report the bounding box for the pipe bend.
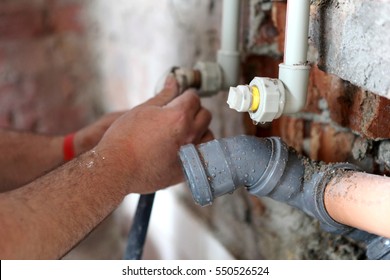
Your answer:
[179,135,274,206]
[179,135,305,207]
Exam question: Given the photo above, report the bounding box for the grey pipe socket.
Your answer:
[179,135,390,259]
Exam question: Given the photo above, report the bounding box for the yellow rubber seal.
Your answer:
[250,86,260,112]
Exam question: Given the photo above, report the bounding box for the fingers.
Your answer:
[165,89,201,117]
[192,108,212,143]
[165,89,212,145]
[145,75,180,106]
[197,129,214,145]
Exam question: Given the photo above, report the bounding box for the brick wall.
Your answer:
[0,0,102,134]
[253,2,390,174]
[192,1,390,260]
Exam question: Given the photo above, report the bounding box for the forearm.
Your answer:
[0,148,129,259]
[0,130,65,192]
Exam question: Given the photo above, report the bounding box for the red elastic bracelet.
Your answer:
[63,133,75,161]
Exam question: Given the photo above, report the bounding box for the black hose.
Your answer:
[123,193,155,260]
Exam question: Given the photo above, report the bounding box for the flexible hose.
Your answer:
[123,193,155,260]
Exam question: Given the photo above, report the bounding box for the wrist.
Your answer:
[95,141,142,195]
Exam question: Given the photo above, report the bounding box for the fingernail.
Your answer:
[164,74,176,88]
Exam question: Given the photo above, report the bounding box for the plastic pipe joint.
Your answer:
[179,135,390,259]
[227,77,286,123]
[179,135,357,233]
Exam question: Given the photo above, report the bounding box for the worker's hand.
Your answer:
[73,111,126,156]
[96,75,213,194]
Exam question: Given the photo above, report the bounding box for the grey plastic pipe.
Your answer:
[179,135,390,259]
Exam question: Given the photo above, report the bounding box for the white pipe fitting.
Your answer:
[227,0,311,121]
[249,77,285,122]
[279,64,310,114]
[194,61,223,96]
[227,77,285,123]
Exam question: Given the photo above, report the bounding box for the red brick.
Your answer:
[302,67,390,140]
[272,2,287,55]
[0,3,46,40]
[310,122,355,162]
[365,97,390,139]
[271,116,304,153]
[48,3,84,34]
[242,55,282,83]
[253,12,278,46]
[304,65,334,113]
[326,79,390,139]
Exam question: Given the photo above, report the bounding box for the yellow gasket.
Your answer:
[250,86,260,112]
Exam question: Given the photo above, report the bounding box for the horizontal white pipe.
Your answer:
[284,0,310,65]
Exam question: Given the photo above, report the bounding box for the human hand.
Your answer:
[72,111,126,156]
[96,75,213,194]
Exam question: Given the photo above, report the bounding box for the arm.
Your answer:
[0,77,212,259]
[0,112,124,192]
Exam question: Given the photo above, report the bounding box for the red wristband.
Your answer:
[63,133,75,161]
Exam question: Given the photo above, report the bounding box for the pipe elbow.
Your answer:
[278,63,310,114]
[179,135,273,206]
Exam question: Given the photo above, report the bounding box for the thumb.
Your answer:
[145,74,179,106]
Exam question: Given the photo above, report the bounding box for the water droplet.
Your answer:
[252,169,255,173]
[250,176,254,181]
[252,120,259,125]
[244,173,249,177]
[237,166,241,169]
[238,157,241,160]
[211,173,216,178]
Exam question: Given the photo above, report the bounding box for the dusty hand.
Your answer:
[96,75,213,194]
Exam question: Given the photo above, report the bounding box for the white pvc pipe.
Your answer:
[284,0,310,65]
[278,0,311,114]
[217,0,241,89]
[220,0,240,52]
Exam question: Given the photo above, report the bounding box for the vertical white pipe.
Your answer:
[217,0,241,89]
[278,0,311,114]
[220,0,240,52]
[284,0,310,65]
